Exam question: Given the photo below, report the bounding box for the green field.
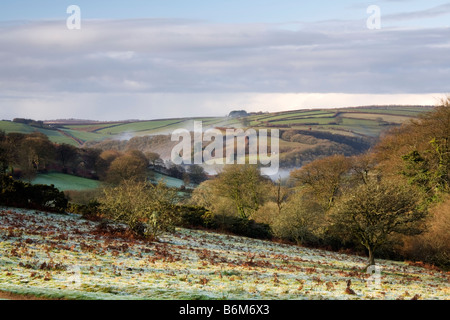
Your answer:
[0,121,38,134]
[151,172,193,189]
[66,118,228,137]
[241,106,432,138]
[0,121,78,145]
[255,112,336,122]
[61,129,110,144]
[93,120,186,135]
[338,107,428,116]
[32,173,102,191]
[339,112,413,123]
[1,105,433,165]
[1,105,433,145]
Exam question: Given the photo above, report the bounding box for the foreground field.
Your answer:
[0,208,448,300]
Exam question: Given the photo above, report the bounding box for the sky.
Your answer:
[0,0,449,121]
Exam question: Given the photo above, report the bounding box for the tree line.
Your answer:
[0,131,207,186]
[0,131,108,181]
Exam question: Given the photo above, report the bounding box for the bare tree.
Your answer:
[332,178,427,267]
[212,164,269,219]
[290,154,351,210]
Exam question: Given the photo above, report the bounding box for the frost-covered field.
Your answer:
[0,208,448,300]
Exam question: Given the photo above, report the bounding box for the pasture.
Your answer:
[32,173,102,191]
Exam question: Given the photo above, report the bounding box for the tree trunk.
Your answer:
[367,246,376,267]
[237,204,247,220]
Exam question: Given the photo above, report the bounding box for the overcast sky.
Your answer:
[0,0,449,121]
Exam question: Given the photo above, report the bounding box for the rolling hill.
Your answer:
[1,105,434,168]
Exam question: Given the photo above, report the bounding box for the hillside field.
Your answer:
[0,208,448,300]
[0,106,434,171]
[29,172,185,193]
[1,106,433,147]
[31,173,102,191]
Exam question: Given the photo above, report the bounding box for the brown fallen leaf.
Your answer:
[326,281,335,291]
[345,280,356,295]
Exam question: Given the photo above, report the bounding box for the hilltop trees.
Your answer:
[228,110,248,118]
[375,97,450,198]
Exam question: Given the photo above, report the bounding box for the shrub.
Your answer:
[28,184,68,213]
[99,180,179,240]
[64,189,103,206]
[0,174,67,213]
[212,214,272,240]
[175,205,214,229]
[270,196,326,246]
[67,200,102,220]
[175,204,272,240]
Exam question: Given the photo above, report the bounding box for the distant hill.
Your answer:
[1,105,434,168]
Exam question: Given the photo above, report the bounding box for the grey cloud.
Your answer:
[384,3,450,21]
[0,18,449,100]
